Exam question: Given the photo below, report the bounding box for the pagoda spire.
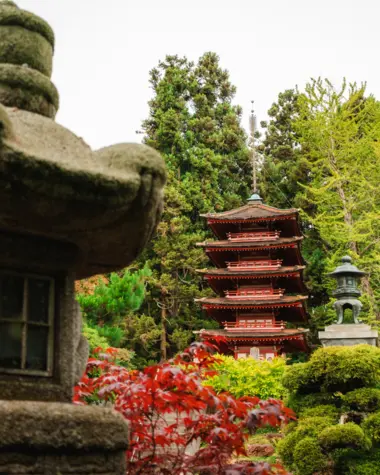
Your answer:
[248,100,262,204]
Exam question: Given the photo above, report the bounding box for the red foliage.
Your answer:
[74,342,294,475]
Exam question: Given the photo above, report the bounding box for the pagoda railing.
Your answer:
[226,259,283,271]
[227,231,280,242]
[225,288,284,300]
[223,320,286,331]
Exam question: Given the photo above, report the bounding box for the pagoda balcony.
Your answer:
[223,320,286,331]
[224,288,285,300]
[227,231,280,242]
[226,259,283,271]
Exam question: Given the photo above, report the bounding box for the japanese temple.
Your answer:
[195,193,309,360]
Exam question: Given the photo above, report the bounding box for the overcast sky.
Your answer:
[17,0,380,150]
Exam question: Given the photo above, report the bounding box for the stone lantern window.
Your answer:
[0,272,54,375]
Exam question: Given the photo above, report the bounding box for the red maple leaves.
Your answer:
[74,342,294,474]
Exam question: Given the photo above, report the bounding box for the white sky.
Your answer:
[17,0,380,150]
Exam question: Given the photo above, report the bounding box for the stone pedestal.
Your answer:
[318,324,378,347]
[0,401,129,474]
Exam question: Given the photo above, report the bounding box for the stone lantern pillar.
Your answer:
[319,256,378,347]
[0,1,166,473]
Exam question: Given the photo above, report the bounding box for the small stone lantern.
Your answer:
[319,256,378,348]
[0,1,166,473]
[329,255,366,324]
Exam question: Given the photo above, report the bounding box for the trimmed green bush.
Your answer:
[284,345,380,395]
[293,437,326,475]
[296,416,335,438]
[319,422,371,451]
[300,404,340,421]
[363,412,380,444]
[344,388,380,413]
[286,391,342,413]
[276,431,302,467]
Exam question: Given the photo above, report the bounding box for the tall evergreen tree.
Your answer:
[296,79,380,320]
[139,53,251,361]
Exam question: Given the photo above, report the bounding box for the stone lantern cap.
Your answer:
[328,255,367,278]
[0,0,166,279]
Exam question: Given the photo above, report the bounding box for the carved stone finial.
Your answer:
[0,1,58,118]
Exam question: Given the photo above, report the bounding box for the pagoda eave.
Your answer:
[199,329,309,352]
[196,236,303,250]
[197,266,305,277]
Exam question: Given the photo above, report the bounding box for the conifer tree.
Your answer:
[139,53,251,361]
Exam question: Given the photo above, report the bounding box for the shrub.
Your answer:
[205,354,287,400]
[362,412,380,443]
[277,431,302,468]
[300,404,340,421]
[319,422,371,451]
[344,388,380,413]
[82,321,109,350]
[293,437,326,475]
[284,345,380,395]
[286,391,342,413]
[296,416,335,438]
[75,342,296,475]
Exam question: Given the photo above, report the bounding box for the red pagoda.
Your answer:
[195,193,309,360]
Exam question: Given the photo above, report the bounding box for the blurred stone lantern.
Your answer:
[0,1,166,473]
[319,256,378,347]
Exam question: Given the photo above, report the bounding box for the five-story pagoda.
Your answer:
[195,193,309,360]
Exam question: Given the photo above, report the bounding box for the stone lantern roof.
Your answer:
[329,256,367,278]
[0,0,166,278]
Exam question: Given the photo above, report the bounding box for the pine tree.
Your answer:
[296,79,380,320]
[139,53,251,360]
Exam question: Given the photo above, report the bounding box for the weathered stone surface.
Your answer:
[0,401,128,450]
[0,106,166,278]
[319,324,378,347]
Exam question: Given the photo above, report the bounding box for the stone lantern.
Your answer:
[319,256,378,347]
[329,255,366,324]
[0,1,166,474]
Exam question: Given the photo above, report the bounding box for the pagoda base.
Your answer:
[0,400,128,474]
[319,324,378,347]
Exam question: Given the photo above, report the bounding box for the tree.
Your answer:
[138,53,251,360]
[258,89,329,320]
[74,341,294,474]
[77,267,161,361]
[296,79,380,320]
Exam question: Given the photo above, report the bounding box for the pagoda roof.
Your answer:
[196,295,307,309]
[198,328,309,340]
[197,236,303,250]
[200,202,298,222]
[197,265,305,278]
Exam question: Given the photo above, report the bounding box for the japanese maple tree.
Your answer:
[74,341,294,474]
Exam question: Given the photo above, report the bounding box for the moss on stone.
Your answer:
[0,25,53,76]
[0,64,58,111]
[0,83,56,118]
[0,2,54,47]
[0,103,14,140]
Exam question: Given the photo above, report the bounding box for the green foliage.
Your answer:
[319,422,371,451]
[82,321,109,350]
[204,354,287,400]
[78,266,151,326]
[286,391,342,414]
[299,404,340,421]
[344,388,380,413]
[137,53,251,360]
[293,437,326,475]
[276,431,302,468]
[283,345,380,394]
[363,412,380,444]
[296,416,335,438]
[345,449,380,474]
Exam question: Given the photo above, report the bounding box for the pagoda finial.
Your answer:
[249,100,258,194]
[248,101,262,204]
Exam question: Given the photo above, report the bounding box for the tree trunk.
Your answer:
[160,298,167,361]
